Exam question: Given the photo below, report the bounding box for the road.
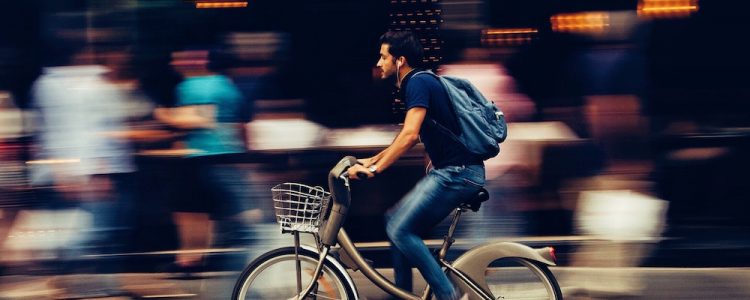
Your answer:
[2,267,750,299]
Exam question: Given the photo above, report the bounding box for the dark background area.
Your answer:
[3,0,750,126]
[2,0,750,268]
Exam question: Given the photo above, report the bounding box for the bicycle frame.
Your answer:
[291,156,555,300]
[334,207,496,300]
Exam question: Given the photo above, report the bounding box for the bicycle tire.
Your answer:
[479,257,562,300]
[232,247,357,300]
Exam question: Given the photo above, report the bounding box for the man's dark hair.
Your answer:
[379,31,423,68]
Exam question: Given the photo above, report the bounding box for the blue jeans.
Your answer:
[386,164,485,300]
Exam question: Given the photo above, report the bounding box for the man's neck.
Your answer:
[397,66,414,88]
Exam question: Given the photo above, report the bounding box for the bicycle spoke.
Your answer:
[233,249,353,300]
[308,293,341,300]
[482,259,560,300]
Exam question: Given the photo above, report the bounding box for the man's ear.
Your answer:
[397,57,405,67]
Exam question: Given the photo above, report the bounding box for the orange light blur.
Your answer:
[481,28,538,47]
[550,12,610,33]
[484,28,538,35]
[638,0,698,18]
[196,1,248,9]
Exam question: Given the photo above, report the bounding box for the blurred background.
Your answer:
[1,0,750,299]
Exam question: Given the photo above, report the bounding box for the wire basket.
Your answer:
[272,183,331,233]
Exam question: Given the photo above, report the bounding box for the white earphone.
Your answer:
[396,58,402,87]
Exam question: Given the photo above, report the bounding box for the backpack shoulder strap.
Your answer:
[412,70,438,79]
[410,71,469,151]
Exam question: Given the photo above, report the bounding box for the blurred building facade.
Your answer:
[0,0,749,281]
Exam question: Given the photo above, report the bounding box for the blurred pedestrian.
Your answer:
[28,44,136,297]
[154,48,257,271]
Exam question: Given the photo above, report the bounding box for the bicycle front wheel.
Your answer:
[232,247,356,300]
[481,257,562,300]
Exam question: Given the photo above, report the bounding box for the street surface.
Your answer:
[2,267,750,299]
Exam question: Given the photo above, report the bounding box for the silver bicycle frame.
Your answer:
[335,208,496,300]
[292,156,555,300]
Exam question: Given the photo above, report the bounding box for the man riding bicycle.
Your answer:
[347,31,485,300]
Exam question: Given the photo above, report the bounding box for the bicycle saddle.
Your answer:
[459,188,489,212]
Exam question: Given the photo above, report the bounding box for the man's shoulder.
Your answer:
[406,71,442,91]
[411,70,439,81]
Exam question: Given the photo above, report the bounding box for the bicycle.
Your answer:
[233,156,562,300]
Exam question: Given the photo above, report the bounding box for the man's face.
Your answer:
[376,44,397,80]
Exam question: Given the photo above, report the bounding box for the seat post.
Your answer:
[438,208,463,259]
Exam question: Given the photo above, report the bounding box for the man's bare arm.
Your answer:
[349,107,426,179]
[370,107,426,172]
[154,105,216,129]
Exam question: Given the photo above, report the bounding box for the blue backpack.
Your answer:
[415,71,508,160]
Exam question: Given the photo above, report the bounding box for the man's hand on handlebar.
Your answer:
[347,164,374,180]
[357,158,373,168]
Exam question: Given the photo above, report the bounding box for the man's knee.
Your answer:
[385,218,402,241]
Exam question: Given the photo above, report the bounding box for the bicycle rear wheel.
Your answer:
[232,247,356,300]
[479,257,561,300]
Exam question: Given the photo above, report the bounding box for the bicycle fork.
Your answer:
[294,232,330,300]
[294,232,303,296]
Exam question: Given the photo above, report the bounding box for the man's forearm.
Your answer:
[366,106,426,173]
[155,110,214,129]
[370,131,419,173]
[167,115,215,129]
[367,150,386,166]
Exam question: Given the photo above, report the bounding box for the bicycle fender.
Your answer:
[301,245,360,300]
[449,242,555,297]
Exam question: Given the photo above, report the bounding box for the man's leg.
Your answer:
[390,242,413,291]
[386,201,414,292]
[386,170,478,300]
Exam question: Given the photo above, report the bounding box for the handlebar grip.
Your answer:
[339,156,367,180]
[342,156,359,168]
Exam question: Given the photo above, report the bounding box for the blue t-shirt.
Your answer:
[403,71,475,167]
[176,75,245,156]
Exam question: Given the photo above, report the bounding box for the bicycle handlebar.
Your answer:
[339,166,370,180]
[319,156,359,246]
